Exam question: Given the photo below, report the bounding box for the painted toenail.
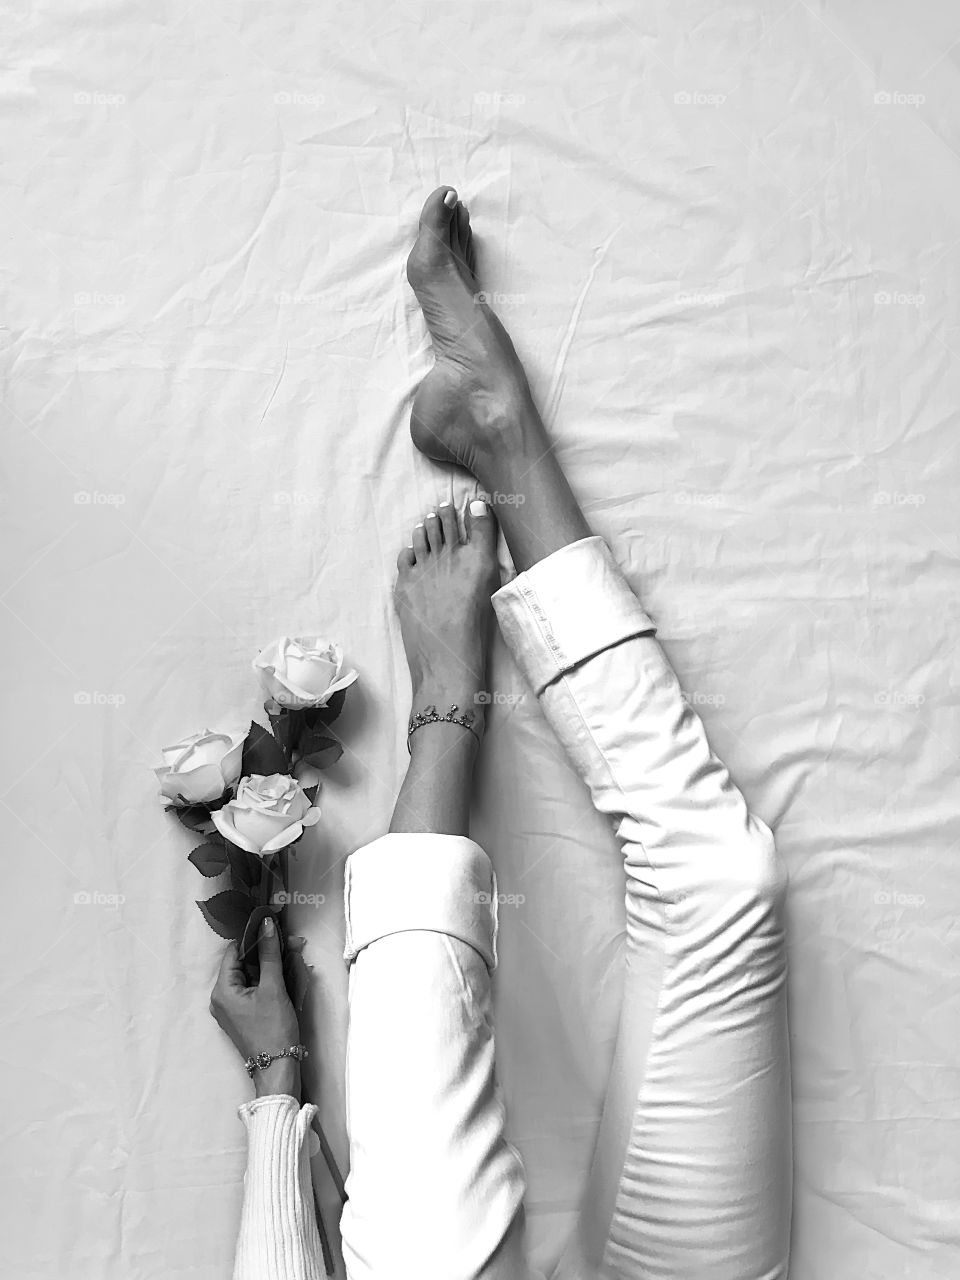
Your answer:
[415,522,424,528]
[426,511,436,519]
[469,499,487,516]
[439,500,452,508]
[443,189,458,208]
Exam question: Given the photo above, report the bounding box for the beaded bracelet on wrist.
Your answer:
[244,1044,309,1078]
[407,703,481,752]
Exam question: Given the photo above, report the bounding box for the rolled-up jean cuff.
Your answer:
[342,832,499,969]
[491,535,657,697]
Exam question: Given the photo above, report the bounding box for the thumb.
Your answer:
[257,914,284,986]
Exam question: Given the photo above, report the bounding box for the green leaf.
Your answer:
[195,889,256,941]
[303,741,343,771]
[173,803,214,832]
[241,720,288,778]
[188,843,228,877]
[302,687,347,727]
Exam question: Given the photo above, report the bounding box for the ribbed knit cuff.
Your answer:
[233,1094,325,1280]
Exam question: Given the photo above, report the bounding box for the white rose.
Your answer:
[253,636,358,710]
[212,773,320,855]
[155,728,246,805]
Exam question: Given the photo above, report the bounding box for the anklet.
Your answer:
[407,703,481,752]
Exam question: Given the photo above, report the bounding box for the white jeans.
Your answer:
[233,535,792,1280]
[339,536,792,1280]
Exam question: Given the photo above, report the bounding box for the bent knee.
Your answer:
[727,815,788,910]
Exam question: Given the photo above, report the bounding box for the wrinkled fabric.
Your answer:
[5,1,958,1277]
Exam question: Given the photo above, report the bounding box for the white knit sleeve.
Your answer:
[233,1094,326,1280]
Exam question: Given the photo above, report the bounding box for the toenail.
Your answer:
[469,499,487,515]
[415,522,424,528]
[443,189,458,208]
[426,511,436,519]
[439,500,452,508]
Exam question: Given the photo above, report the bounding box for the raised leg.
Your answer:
[405,188,793,1280]
[339,499,531,1280]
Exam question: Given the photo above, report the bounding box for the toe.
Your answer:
[412,521,429,562]
[465,496,498,548]
[438,499,460,546]
[407,186,458,287]
[397,545,415,573]
[424,509,442,551]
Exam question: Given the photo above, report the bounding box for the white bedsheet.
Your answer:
[4,1,959,1276]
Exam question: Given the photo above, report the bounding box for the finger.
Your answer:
[215,941,246,993]
[257,914,284,987]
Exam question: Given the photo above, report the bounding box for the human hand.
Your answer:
[210,916,302,1100]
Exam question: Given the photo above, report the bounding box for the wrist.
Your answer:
[253,1057,301,1101]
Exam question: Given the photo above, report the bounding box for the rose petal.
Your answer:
[261,821,304,853]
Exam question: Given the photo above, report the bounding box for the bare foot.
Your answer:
[406,186,539,475]
[394,497,500,743]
